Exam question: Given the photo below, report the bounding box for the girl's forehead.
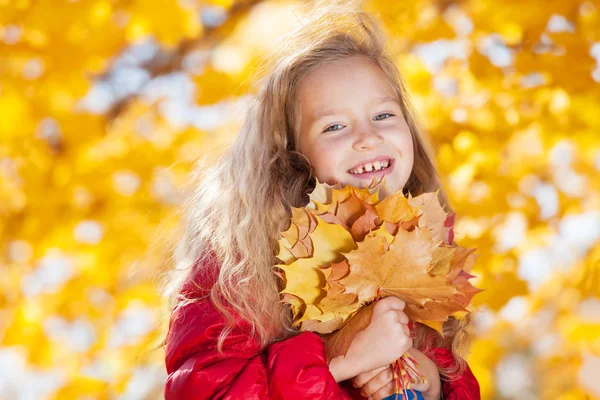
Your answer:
[297,57,398,113]
[301,55,386,87]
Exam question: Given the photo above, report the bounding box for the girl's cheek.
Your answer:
[313,154,342,183]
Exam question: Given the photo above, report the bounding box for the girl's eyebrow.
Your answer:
[311,95,399,123]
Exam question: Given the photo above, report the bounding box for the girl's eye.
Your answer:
[373,112,394,121]
[323,124,344,133]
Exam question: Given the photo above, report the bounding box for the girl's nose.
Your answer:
[352,126,384,151]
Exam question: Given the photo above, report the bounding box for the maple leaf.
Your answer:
[278,208,318,262]
[322,302,376,362]
[407,190,449,245]
[280,293,306,321]
[276,213,356,323]
[339,228,445,303]
[332,228,474,334]
[313,186,380,236]
[349,203,381,242]
[299,292,359,334]
[277,179,482,335]
[376,191,421,224]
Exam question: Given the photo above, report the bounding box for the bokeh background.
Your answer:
[1,0,599,398]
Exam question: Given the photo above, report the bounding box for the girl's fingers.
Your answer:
[396,310,409,324]
[401,323,410,337]
[373,297,406,316]
[360,366,395,396]
[353,365,388,388]
[372,381,396,400]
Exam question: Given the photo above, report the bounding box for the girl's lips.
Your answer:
[347,158,395,180]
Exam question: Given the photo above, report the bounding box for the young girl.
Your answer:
[162,4,480,400]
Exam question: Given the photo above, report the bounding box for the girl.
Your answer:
[162,3,480,400]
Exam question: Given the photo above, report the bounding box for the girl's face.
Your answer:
[296,55,414,191]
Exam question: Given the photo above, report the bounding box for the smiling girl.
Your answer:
[163,3,480,399]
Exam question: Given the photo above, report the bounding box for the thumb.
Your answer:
[373,296,406,316]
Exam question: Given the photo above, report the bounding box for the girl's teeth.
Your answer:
[350,159,392,174]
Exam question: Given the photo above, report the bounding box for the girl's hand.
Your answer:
[352,364,395,399]
[404,347,441,400]
[351,347,442,400]
[330,297,412,381]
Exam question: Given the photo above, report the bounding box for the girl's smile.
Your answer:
[346,156,395,180]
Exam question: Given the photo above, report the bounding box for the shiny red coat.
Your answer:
[164,258,480,399]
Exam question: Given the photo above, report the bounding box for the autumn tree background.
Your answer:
[1,0,599,398]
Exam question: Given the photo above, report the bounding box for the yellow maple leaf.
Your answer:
[277,180,482,336]
[277,214,356,321]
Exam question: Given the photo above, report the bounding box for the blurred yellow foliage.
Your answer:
[0,0,599,398]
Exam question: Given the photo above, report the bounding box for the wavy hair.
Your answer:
[162,1,472,381]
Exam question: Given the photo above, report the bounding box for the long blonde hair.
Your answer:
[163,1,472,380]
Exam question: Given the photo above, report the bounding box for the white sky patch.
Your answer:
[74,220,104,245]
[579,353,600,396]
[577,297,600,323]
[8,240,34,263]
[591,42,600,68]
[108,301,158,349]
[532,181,559,219]
[413,39,471,73]
[43,316,97,353]
[593,41,600,82]
[0,347,66,400]
[471,305,496,335]
[2,25,22,45]
[111,67,151,100]
[518,211,600,291]
[549,139,575,167]
[443,5,474,37]
[77,39,158,114]
[493,211,528,253]
[450,108,468,123]
[78,81,115,114]
[532,332,563,357]
[432,75,459,97]
[118,365,168,400]
[546,14,575,33]
[496,353,536,398]
[549,139,589,197]
[21,249,75,298]
[36,117,62,149]
[499,296,529,325]
[151,166,180,205]
[182,48,211,75]
[520,72,545,88]
[81,357,115,383]
[200,5,228,28]
[22,57,45,80]
[477,34,514,68]
[112,170,141,197]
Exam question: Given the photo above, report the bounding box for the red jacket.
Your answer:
[164,258,480,399]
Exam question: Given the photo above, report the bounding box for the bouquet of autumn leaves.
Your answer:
[274,178,483,398]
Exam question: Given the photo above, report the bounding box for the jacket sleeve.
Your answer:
[427,348,480,400]
[164,294,352,400]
